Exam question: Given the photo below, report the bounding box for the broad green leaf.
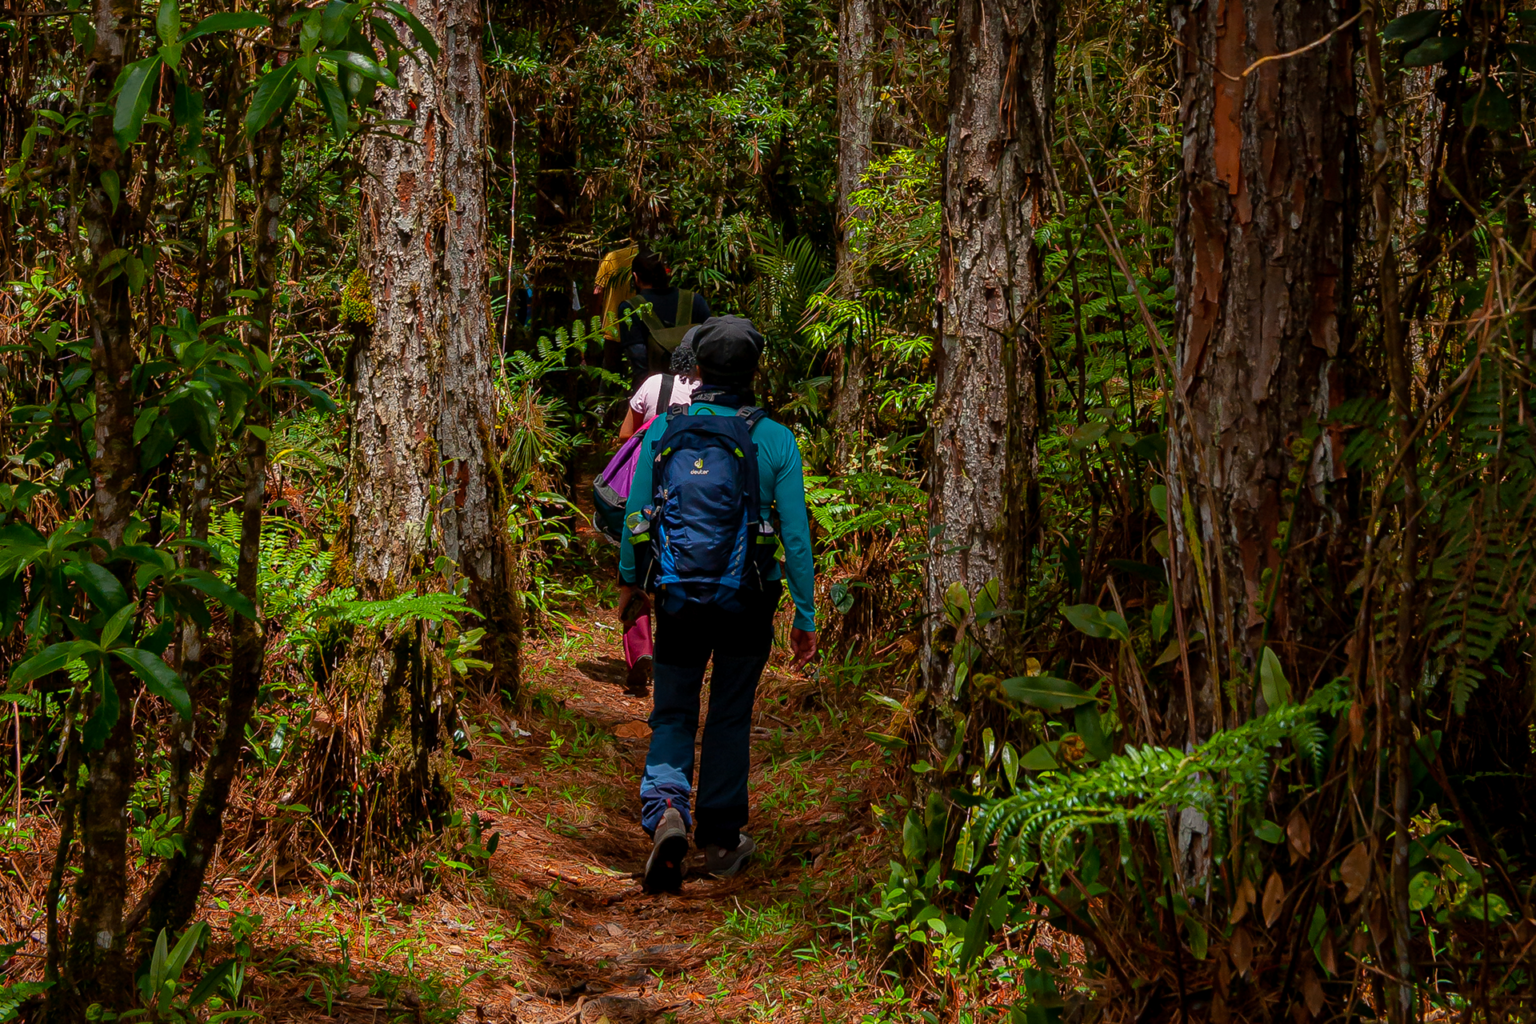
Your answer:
[165,921,207,979]
[125,254,146,293]
[322,0,360,47]
[114,56,164,148]
[10,641,92,686]
[973,577,1000,618]
[327,49,398,88]
[112,647,191,720]
[1000,742,1019,788]
[1253,819,1285,844]
[1384,10,1442,45]
[829,581,854,615]
[1458,891,1510,923]
[300,9,323,53]
[245,62,300,137]
[902,812,926,864]
[83,670,120,750]
[156,0,180,47]
[273,377,338,413]
[960,842,1014,972]
[101,169,121,213]
[185,958,236,1008]
[1102,610,1130,641]
[1402,36,1465,67]
[171,80,203,129]
[66,561,130,612]
[1018,742,1059,771]
[181,11,268,42]
[1408,870,1438,911]
[1259,646,1292,708]
[1463,88,1514,131]
[1069,421,1109,450]
[99,600,136,649]
[1062,603,1113,638]
[1000,674,1095,711]
[1075,702,1110,760]
[178,570,256,620]
[942,581,971,625]
[1186,918,1209,960]
[380,0,439,60]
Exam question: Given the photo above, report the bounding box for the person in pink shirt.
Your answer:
[617,329,701,442]
[616,330,701,693]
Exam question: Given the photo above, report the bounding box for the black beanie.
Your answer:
[692,315,764,388]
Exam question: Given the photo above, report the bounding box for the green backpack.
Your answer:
[633,288,696,358]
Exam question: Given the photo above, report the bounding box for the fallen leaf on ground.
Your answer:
[1263,871,1286,927]
[1287,811,1312,862]
[1230,876,1256,924]
[1304,969,1325,1015]
[1231,925,1253,977]
[1340,841,1370,902]
[615,721,651,740]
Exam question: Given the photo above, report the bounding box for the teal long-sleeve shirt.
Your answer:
[618,402,817,633]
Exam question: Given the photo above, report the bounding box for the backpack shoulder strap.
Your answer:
[658,374,674,413]
[675,289,696,329]
[630,291,666,334]
[736,405,768,431]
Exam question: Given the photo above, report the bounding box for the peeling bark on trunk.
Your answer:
[1169,0,1354,734]
[921,0,1056,711]
[341,0,517,845]
[354,0,519,693]
[828,0,877,466]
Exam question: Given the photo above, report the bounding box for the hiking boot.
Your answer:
[643,808,689,894]
[700,834,757,879]
[624,656,652,697]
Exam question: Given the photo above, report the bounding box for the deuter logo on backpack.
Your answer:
[631,407,776,612]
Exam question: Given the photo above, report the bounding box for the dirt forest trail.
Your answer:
[387,462,898,1023]
[440,576,897,1024]
[227,579,898,1024]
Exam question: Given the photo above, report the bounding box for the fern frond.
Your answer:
[967,684,1350,886]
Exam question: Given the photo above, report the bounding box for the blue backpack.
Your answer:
[628,405,776,612]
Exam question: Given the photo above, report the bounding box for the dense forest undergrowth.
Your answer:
[2,537,909,1023]
[3,0,1536,1020]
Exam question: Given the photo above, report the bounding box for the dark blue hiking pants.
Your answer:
[639,582,780,850]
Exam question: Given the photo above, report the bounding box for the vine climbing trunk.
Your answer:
[921,0,1056,726]
[1168,0,1355,735]
[343,0,518,851]
[829,0,877,468]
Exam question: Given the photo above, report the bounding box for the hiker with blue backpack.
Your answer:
[617,315,818,894]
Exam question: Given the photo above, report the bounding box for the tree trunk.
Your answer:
[1169,0,1354,734]
[828,0,877,466]
[57,0,139,1012]
[921,0,1056,714]
[342,0,516,844]
[435,0,522,695]
[138,5,289,939]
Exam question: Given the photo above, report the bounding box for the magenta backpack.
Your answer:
[592,418,656,544]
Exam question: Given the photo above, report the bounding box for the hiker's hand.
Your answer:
[618,585,649,625]
[789,628,818,671]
